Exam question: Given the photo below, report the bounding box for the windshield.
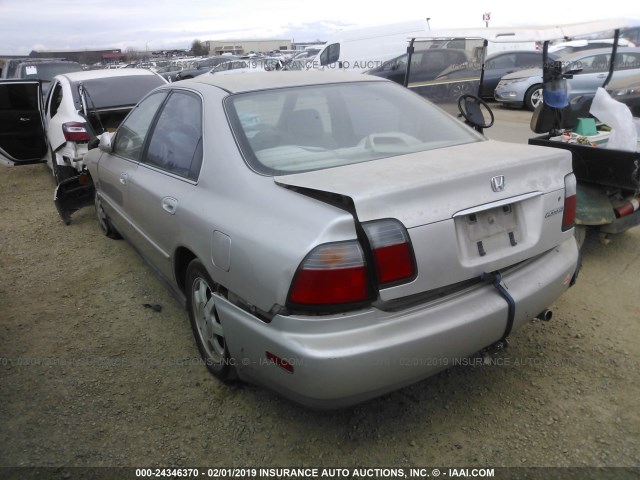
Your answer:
[226,81,482,175]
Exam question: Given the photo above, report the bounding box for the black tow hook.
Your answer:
[482,271,515,343]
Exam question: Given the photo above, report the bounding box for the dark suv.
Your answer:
[0,58,82,95]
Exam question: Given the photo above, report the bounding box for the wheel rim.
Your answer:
[531,88,543,108]
[191,277,225,363]
[94,195,109,234]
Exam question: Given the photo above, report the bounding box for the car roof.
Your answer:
[55,68,161,83]
[486,50,542,59]
[187,71,385,93]
[560,46,639,60]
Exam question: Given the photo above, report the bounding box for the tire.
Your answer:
[524,84,543,111]
[186,259,234,381]
[94,193,121,239]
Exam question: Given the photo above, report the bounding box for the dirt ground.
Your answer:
[1,142,639,475]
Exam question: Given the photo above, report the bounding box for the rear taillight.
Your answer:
[288,241,369,306]
[62,122,90,142]
[363,219,416,286]
[562,173,577,231]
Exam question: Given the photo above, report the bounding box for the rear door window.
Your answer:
[515,52,541,68]
[487,54,516,70]
[113,92,167,161]
[144,91,203,180]
[616,52,640,70]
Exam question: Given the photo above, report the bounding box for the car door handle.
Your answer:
[119,173,128,185]
[19,117,31,122]
[162,196,178,215]
[597,73,607,78]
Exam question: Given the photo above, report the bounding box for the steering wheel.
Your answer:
[457,94,495,131]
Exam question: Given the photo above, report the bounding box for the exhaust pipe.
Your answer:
[536,309,553,321]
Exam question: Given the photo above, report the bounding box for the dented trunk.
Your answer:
[276,140,576,301]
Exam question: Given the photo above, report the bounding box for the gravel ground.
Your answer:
[1,148,639,476]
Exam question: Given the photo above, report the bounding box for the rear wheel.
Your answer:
[525,84,543,111]
[94,194,121,239]
[186,259,234,381]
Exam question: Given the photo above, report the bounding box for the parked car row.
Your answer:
[172,55,234,81]
[367,48,552,99]
[365,45,640,111]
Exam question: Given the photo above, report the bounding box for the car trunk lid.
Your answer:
[275,140,575,300]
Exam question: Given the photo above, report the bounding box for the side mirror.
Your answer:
[98,132,113,153]
[563,68,581,77]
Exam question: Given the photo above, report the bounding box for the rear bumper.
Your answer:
[217,237,579,408]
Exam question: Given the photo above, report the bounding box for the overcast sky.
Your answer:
[1,0,639,55]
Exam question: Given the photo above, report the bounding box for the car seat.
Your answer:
[285,109,336,148]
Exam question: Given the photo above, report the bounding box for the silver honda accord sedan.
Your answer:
[85,71,580,408]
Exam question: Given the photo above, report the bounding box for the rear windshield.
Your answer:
[19,62,82,82]
[70,75,166,110]
[226,81,482,175]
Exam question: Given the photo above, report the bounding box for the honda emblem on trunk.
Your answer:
[491,175,505,192]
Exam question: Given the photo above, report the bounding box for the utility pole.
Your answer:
[426,17,431,31]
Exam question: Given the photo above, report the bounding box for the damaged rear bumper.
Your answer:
[54,171,95,225]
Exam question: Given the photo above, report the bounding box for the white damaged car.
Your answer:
[0,69,167,223]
